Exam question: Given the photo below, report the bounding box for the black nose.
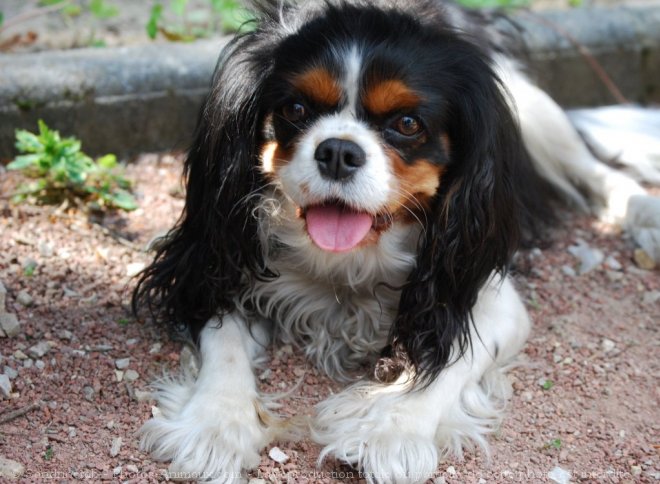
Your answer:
[314,138,367,181]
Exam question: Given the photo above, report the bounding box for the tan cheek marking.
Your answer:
[388,151,444,220]
[260,141,293,175]
[291,68,341,107]
[363,79,420,116]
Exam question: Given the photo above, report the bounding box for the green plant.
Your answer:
[550,438,562,450]
[146,0,251,42]
[44,447,54,461]
[541,379,554,390]
[7,120,137,212]
[117,318,130,326]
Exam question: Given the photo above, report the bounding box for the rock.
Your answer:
[605,270,623,282]
[268,446,289,464]
[0,280,6,311]
[0,456,25,479]
[35,360,45,370]
[126,262,145,277]
[0,374,11,398]
[248,479,267,484]
[605,255,622,271]
[58,329,74,341]
[115,358,130,370]
[601,338,616,353]
[38,241,54,258]
[124,369,139,382]
[113,466,122,476]
[115,370,124,382]
[83,386,95,401]
[446,466,457,476]
[16,290,34,308]
[548,466,571,484]
[3,366,18,379]
[149,342,162,354]
[28,341,52,358]
[643,291,660,305]
[633,248,656,270]
[125,464,139,474]
[258,369,272,381]
[110,437,122,457]
[0,313,20,337]
[568,241,604,274]
[23,359,33,369]
[13,350,28,360]
[561,265,576,277]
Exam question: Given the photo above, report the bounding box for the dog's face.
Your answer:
[259,13,459,253]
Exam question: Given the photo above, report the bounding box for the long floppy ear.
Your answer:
[385,53,529,386]
[132,29,278,342]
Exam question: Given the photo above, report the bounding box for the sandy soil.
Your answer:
[0,154,658,483]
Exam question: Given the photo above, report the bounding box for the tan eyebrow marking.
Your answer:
[290,67,342,107]
[363,79,421,116]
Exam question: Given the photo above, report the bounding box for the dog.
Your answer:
[133,1,660,482]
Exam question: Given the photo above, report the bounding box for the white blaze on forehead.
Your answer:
[341,46,362,117]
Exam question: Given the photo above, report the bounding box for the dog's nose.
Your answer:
[314,138,367,181]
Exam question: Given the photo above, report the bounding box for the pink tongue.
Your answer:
[306,205,373,252]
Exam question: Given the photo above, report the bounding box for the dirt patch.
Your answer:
[0,154,658,482]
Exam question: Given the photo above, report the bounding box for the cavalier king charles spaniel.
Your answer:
[133,0,660,482]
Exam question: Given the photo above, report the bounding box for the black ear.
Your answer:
[386,53,526,385]
[132,31,278,342]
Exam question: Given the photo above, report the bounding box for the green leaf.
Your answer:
[63,4,82,16]
[15,130,43,153]
[0,12,4,29]
[542,379,554,390]
[90,0,120,19]
[7,154,41,171]
[108,190,138,211]
[171,0,189,17]
[38,0,67,6]
[96,154,117,169]
[146,3,164,39]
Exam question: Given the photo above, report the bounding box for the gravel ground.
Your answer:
[0,154,659,483]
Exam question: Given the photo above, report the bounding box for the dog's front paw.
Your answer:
[140,392,272,483]
[312,384,438,484]
[626,195,660,263]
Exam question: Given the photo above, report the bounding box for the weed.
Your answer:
[117,318,130,326]
[542,379,554,390]
[44,447,54,461]
[7,120,138,212]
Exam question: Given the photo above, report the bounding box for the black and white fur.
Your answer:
[133,1,660,482]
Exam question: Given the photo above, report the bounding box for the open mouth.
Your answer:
[302,200,392,252]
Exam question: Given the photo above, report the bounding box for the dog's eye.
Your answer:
[282,102,307,123]
[393,116,422,136]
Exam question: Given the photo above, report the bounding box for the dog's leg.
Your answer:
[312,276,530,484]
[140,314,274,483]
[498,57,660,261]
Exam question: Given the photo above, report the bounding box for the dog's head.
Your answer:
[134,0,527,382]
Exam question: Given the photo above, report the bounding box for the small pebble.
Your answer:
[113,466,122,476]
[258,369,272,381]
[0,314,21,338]
[23,359,33,369]
[3,366,18,379]
[633,248,656,270]
[248,479,266,484]
[134,389,152,402]
[82,386,95,401]
[561,265,576,277]
[605,255,622,271]
[446,466,457,476]
[110,437,122,457]
[0,374,12,398]
[115,358,130,370]
[125,464,139,474]
[38,241,54,258]
[149,342,162,354]
[643,291,660,305]
[124,369,139,382]
[28,341,51,358]
[58,330,74,341]
[268,446,289,464]
[115,370,124,382]
[601,339,616,353]
[0,456,25,479]
[0,280,6,311]
[548,466,571,484]
[13,350,28,360]
[106,420,115,429]
[68,427,77,438]
[126,262,146,277]
[16,290,33,307]
[568,241,604,274]
[35,360,45,370]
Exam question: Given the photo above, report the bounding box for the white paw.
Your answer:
[626,195,660,263]
[140,383,271,483]
[312,382,439,484]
